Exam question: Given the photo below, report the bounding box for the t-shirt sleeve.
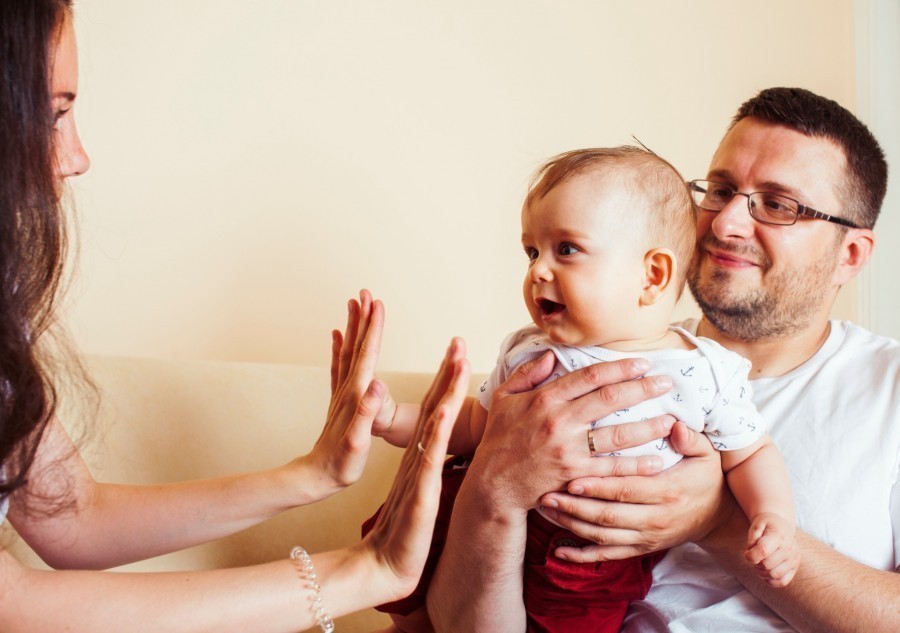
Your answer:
[476,330,522,411]
[477,359,507,411]
[477,327,552,411]
[702,354,767,451]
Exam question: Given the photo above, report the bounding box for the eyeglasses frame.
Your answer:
[687,179,861,229]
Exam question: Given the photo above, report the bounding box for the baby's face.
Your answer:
[521,170,647,347]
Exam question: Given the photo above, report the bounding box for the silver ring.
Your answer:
[587,428,600,457]
[417,440,426,454]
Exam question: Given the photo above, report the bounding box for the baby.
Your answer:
[368,147,799,632]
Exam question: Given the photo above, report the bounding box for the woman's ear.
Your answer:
[640,248,676,306]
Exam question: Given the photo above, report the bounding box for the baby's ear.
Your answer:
[640,248,676,306]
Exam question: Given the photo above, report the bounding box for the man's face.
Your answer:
[687,117,848,341]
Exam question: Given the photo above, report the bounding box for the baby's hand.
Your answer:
[745,512,800,587]
[372,388,398,437]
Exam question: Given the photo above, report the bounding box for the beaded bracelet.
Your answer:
[290,545,335,633]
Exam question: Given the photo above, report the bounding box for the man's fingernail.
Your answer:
[543,498,559,509]
[569,485,584,495]
[542,508,559,520]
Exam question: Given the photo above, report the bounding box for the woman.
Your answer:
[0,1,471,630]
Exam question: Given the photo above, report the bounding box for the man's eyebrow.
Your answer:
[707,169,801,198]
[707,168,734,182]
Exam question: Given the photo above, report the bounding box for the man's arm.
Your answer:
[427,352,677,631]
[700,494,900,633]
[541,426,900,632]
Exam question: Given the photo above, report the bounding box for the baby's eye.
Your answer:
[558,243,580,256]
[524,247,538,262]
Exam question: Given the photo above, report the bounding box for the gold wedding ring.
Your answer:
[417,440,426,454]
[587,427,600,457]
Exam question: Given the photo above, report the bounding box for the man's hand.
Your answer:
[428,351,680,633]
[470,351,679,513]
[537,420,726,562]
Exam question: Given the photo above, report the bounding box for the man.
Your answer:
[428,87,900,632]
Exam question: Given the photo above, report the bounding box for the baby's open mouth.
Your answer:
[539,299,565,316]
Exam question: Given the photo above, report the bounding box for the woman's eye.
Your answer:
[52,109,69,129]
[559,243,579,256]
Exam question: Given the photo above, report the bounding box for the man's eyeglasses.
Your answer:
[687,180,861,228]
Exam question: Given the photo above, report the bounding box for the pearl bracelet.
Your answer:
[290,546,335,633]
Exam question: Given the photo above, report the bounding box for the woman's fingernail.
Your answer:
[632,359,650,373]
[653,375,673,390]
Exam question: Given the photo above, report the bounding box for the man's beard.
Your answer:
[687,236,837,342]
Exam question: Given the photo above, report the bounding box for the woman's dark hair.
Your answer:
[0,0,74,505]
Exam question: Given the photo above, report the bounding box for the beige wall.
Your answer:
[67,0,861,373]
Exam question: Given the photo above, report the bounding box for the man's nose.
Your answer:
[710,193,755,239]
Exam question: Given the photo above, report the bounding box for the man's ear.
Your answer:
[834,228,875,286]
[641,248,676,306]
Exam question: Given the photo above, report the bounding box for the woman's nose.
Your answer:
[56,121,91,179]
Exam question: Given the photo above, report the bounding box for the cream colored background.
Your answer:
[65,0,891,375]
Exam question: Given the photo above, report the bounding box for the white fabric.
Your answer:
[477,324,765,470]
[623,320,900,632]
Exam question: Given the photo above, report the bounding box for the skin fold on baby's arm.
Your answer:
[721,434,800,587]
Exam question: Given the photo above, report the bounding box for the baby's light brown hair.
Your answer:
[524,146,697,296]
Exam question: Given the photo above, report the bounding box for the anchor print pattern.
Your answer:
[477,325,766,464]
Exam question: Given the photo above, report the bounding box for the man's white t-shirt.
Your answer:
[623,320,900,632]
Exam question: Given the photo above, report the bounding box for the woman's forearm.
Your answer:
[0,545,390,633]
[11,418,335,569]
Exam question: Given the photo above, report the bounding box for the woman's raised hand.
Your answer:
[358,337,470,601]
[301,290,389,497]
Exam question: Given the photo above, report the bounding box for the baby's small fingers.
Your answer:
[745,530,785,566]
[747,522,767,550]
[763,557,799,587]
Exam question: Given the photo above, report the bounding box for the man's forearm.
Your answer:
[701,498,900,633]
[427,473,529,632]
